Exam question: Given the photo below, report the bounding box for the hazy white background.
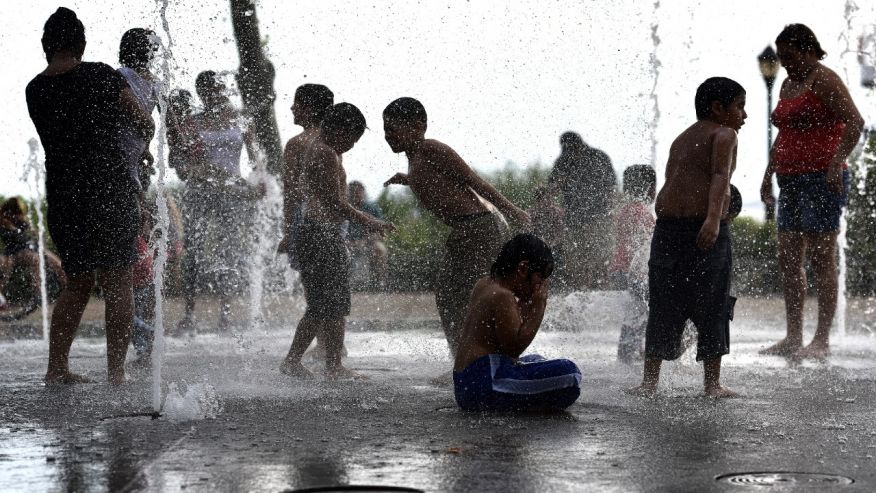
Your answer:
[2,0,874,218]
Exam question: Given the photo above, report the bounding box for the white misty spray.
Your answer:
[648,0,662,167]
[21,139,50,342]
[151,0,177,413]
[246,146,284,332]
[835,0,862,338]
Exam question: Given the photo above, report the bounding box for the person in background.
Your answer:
[548,132,617,290]
[609,165,656,364]
[347,181,388,289]
[176,70,259,333]
[117,27,160,191]
[759,24,864,361]
[0,197,66,310]
[529,186,566,280]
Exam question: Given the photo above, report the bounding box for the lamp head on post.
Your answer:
[758,46,780,89]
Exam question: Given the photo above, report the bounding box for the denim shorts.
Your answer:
[777,169,849,233]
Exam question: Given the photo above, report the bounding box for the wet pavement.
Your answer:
[2,293,876,492]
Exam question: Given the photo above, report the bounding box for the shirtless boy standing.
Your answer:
[453,233,581,411]
[628,77,746,398]
[280,103,393,379]
[382,97,530,358]
[279,83,334,263]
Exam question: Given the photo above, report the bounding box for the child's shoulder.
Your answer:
[419,138,453,155]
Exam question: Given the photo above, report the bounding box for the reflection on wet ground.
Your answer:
[2,293,875,492]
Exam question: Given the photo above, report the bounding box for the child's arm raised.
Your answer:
[424,142,531,228]
[697,128,736,250]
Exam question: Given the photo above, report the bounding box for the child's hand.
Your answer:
[826,165,844,195]
[760,176,775,206]
[696,219,719,250]
[369,218,395,235]
[384,173,409,187]
[510,208,532,230]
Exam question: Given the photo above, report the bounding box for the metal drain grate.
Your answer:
[716,472,854,487]
[287,486,423,493]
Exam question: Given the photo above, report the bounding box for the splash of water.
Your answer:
[836,0,863,338]
[21,139,49,342]
[151,0,176,413]
[648,0,662,166]
[246,150,284,331]
[162,381,221,422]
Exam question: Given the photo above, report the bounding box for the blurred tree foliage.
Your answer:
[730,217,780,296]
[847,130,876,296]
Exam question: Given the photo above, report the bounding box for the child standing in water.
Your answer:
[453,234,581,411]
[382,97,530,361]
[628,77,746,398]
[609,165,656,364]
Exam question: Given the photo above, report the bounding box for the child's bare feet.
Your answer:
[793,343,830,361]
[325,366,367,381]
[704,385,739,398]
[109,371,128,385]
[625,384,657,398]
[758,338,802,357]
[279,360,315,379]
[44,371,91,385]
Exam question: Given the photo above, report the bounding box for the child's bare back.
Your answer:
[406,139,489,223]
[656,121,737,220]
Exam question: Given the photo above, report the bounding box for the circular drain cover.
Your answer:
[288,486,423,493]
[717,472,854,487]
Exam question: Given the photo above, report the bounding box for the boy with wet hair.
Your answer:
[280,103,393,380]
[610,165,656,363]
[628,77,746,398]
[382,97,530,359]
[453,233,581,411]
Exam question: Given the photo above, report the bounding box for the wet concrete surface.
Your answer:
[2,293,876,492]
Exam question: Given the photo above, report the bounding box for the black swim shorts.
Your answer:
[294,221,351,319]
[645,218,732,362]
[47,192,140,277]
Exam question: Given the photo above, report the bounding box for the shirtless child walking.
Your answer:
[628,77,746,398]
[280,103,392,380]
[453,234,581,411]
[382,97,530,358]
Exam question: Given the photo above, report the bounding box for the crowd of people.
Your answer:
[18,7,865,411]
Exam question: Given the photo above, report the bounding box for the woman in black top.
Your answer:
[25,8,154,384]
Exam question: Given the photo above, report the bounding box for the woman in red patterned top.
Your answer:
[759,24,864,360]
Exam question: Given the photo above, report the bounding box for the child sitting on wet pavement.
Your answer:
[628,77,746,399]
[453,233,581,412]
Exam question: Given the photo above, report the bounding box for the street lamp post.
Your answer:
[758,46,780,222]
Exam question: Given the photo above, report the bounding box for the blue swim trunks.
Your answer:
[777,169,849,233]
[453,354,581,412]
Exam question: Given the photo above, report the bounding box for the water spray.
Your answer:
[150,0,178,415]
[21,139,50,342]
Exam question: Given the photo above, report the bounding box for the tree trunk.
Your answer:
[229,0,283,175]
